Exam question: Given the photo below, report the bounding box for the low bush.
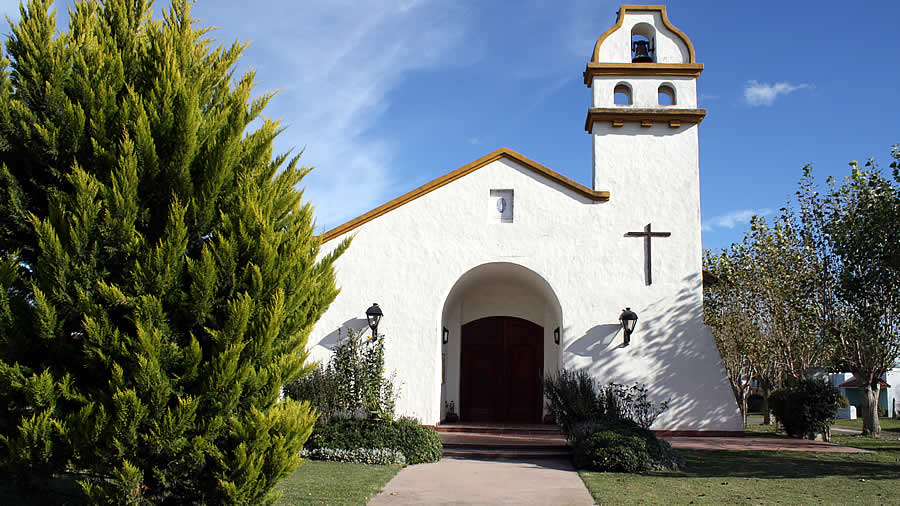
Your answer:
[305,417,442,464]
[544,369,670,439]
[837,394,850,409]
[571,419,682,472]
[300,448,406,465]
[284,327,397,423]
[770,378,841,440]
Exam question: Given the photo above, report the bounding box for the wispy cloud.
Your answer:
[743,80,810,106]
[702,208,773,231]
[192,0,477,231]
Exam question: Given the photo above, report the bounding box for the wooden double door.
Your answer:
[460,316,544,423]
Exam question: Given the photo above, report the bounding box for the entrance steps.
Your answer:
[436,423,571,459]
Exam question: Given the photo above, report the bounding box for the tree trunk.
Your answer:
[741,390,749,427]
[859,381,882,437]
[761,385,772,425]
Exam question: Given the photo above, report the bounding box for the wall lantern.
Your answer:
[366,303,383,338]
[619,307,638,346]
[442,327,449,345]
[553,327,560,345]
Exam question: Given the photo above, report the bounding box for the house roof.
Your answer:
[839,378,891,389]
[317,148,611,243]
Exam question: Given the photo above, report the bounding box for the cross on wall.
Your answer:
[626,223,671,285]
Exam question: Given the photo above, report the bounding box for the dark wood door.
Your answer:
[460,316,543,423]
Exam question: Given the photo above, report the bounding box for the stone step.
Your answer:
[439,431,567,449]
[435,423,564,436]
[442,447,572,459]
[438,425,571,459]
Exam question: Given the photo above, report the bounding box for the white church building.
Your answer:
[310,5,742,434]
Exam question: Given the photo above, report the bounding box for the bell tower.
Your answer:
[585,5,705,212]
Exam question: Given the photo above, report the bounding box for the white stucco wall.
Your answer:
[306,7,741,432]
[593,76,697,109]
[595,11,690,64]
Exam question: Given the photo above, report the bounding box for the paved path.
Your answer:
[368,457,594,506]
[832,426,900,440]
[664,436,871,453]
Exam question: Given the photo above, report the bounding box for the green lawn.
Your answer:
[579,435,900,504]
[0,460,401,506]
[832,417,900,434]
[275,460,401,505]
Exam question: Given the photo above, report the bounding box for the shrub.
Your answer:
[0,1,345,502]
[284,327,397,422]
[571,419,681,472]
[305,417,442,465]
[543,369,602,437]
[838,394,850,409]
[300,448,406,465]
[544,369,670,439]
[770,378,842,440]
[283,365,341,425]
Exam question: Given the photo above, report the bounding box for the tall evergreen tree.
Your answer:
[0,0,348,503]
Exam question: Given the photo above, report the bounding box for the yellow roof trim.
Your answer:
[317,148,611,243]
[591,5,696,64]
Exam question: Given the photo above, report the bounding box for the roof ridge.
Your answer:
[317,148,610,243]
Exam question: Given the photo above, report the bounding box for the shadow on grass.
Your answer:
[646,448,900,481]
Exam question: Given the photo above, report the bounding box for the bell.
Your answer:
[632,40,653,63]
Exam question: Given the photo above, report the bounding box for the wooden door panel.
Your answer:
[505,318,543,423]
[460,316,543,423]
[460,318,505,422]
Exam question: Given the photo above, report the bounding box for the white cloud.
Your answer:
[702,208,773,232]
[743,80,810,106]
[192,0,477,231]
[469,137,480,145]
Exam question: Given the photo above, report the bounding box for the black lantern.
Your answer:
[619,307,638,346]
[554,327,561,345]
[366,303,383,338]
[442,327,449,345]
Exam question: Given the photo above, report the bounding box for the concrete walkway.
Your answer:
[664,436,871,453]
[368,457,594,506]
[832,426,900,440]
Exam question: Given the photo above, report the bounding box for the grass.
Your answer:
[275,460,401,505]
[579,435,900,504]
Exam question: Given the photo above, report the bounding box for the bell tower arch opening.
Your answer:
[439,262,563,423]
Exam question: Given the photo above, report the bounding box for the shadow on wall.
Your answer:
[563,274,739,430]
[566,324,622,356]
[317,318,369,350]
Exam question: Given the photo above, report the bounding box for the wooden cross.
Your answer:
[626,223,671,285]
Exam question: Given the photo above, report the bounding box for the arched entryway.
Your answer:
[440,262,563,424]
[461,316,543,423]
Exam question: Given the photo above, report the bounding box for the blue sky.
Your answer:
[3,0,899,251]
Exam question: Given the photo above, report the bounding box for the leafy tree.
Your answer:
[704,215,827,425]
[703,247,757,425]
[819,152,900,436]
[0,0,347,503]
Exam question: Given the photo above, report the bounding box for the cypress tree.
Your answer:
[0,0,348,503]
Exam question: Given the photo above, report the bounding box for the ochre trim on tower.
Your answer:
[591,5,697,64]
[317,148,611,243]
[583,63,703,86]
[584,108,707,132]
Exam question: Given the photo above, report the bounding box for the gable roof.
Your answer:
[839,378,890,389]
[318,148,611,243]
